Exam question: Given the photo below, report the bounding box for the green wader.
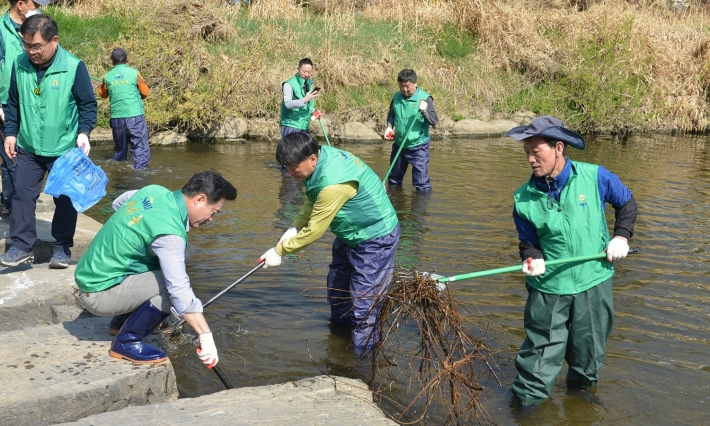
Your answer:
[512,277,614,404]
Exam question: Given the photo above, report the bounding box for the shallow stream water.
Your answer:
[85,134,710,425]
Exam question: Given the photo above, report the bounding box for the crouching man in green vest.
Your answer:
[74,171,237,366]
[508,116,638,406]
[260,133,400,352]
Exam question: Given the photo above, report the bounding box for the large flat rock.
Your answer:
[58,376,397,426]
[0,264,81,332]
[0,316,178,426]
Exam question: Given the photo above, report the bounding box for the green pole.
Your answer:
[382,112,419,185]
[318,118,331,146]
[436,249,639,283]
[90,75,102,83]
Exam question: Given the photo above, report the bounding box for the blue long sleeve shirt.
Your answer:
[513,158,634,245]
[4,51,97,137]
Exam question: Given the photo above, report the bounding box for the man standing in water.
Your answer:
[384,69,438,193]
[260,133,400,353]
[280,57,318,139]
[75,171,237,367]
[0,0,51,216]
[508,116,637,405]
[98,47,150,169]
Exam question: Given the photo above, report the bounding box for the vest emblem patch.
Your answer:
[578,194,588,207]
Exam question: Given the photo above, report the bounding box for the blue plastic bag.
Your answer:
[44,148,109,213]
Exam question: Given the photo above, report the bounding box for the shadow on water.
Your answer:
[83,135,710,425]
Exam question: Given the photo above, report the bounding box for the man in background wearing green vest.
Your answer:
[0,14,96,269]
[280,58,319,139]
[384,69,438,193]
[508,116,638,406]
[260,133,400,352]
[75,171,237,366]
[0,0,50,216]
[98,47,150,169]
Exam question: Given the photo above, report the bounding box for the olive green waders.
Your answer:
[512,277,614,405]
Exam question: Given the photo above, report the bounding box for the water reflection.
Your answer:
[82,134,710,425]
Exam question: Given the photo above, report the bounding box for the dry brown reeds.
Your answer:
[364,268,499,425]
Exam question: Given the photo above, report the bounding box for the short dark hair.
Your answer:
[181,171,237,204]
[276,132,319,167]
[298,58,313,69]
[21,15,58,41]
[397,69,417,84]
[542,138,567,156]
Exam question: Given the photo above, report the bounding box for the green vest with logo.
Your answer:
[103,64,144,118]
[75,186,189,293]
[393,87,431,148]
[16,46,80,156]
[280,73,314,130]
[0,11,22,104]
[514,161,614,295]
[304,145,398,247]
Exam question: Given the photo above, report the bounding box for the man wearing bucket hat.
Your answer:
[98,47,151,169]
[0,0,51,216]
[507,116,637,405]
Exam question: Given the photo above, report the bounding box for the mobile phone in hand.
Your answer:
[312,87,321,94]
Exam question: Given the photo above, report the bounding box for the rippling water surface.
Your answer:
[85,134,710,425]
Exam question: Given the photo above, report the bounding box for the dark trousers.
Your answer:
[111,115,150,169]
[327,224,401,350]
[512,278,615,404]
[10,147,77,253]
[0,119,16,207]
[388,140,432,192]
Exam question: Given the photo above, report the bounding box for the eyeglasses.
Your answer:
[22,40,50,53]
[544,177,562,212]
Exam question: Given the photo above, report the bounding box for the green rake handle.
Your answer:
[436,248,640,283]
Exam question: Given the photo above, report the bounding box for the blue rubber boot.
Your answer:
[109,300,170,364]
[109,313,131,336]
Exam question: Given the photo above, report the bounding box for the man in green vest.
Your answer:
[98,47,150,169]
[508,116,638,406]
[0,14,96,269]
[260,132,401,352]
[280,57,319,139]
[384,69,438,193]
[0,0,50,216]
[75,171,237,366]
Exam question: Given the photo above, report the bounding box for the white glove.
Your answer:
[259,248,281,269]
[418,100,427,112]
[77,133,90,155]
[197,332,219,369]
[278,227,298,245]
[0,106,4,123]
[384,126,394,140]
[522,258,546,277]
[605,237,629,261]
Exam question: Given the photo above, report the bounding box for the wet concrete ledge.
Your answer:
[57,376,397,426]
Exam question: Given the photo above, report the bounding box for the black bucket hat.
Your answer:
[507,116,585,150]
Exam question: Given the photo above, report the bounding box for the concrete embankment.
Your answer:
[0,194,395,425]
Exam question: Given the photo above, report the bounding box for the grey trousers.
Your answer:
[79,271,172,316]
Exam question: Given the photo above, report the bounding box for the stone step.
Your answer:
[56,376,397,426]
[0,264,82,332]
[0,316,178,426]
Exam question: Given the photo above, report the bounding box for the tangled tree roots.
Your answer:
[364,268,500,425]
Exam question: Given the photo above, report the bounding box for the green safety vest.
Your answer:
[304,145,398,247]
[0,11,22,104]
[393,87,431,148]
[514,160,614,295]
[15,46,80,156]
[103,64,144,118]
[75,186,189,293]
[280,73,314,131]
